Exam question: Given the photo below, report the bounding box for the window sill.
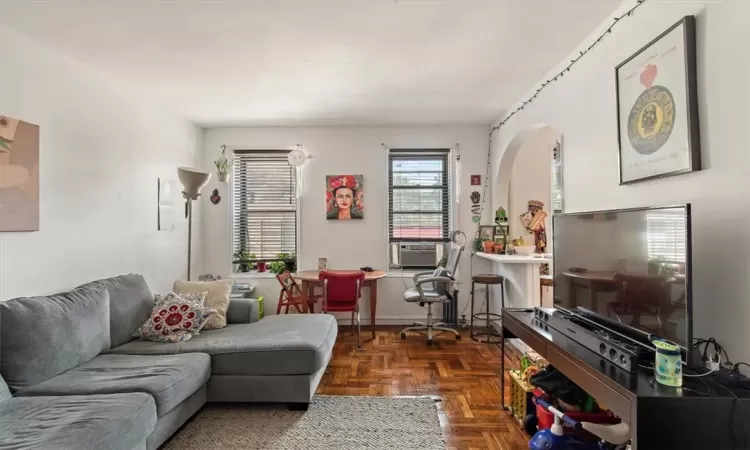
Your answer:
[230,272,277,279]
[385,270,433,278]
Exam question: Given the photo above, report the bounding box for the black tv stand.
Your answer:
[501,308,750,450]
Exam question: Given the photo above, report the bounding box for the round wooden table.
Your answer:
[295,270,387,339]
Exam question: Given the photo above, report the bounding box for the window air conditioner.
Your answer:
[390,242,444,269]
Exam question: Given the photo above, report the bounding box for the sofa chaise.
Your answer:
[0,274,338,449]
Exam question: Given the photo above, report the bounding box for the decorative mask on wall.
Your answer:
[210,189,221,205]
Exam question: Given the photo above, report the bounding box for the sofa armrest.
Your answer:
[226,298,261,324]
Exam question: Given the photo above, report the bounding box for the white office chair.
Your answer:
[400,231,464,345]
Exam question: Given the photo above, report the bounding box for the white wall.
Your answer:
[508,126,555,240]
[0,26,202,299]
[199,126,488,323]
[489,1,750,362]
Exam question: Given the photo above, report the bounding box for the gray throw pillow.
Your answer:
[0,286,111,392]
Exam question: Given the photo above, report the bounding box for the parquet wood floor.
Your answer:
[316,326,529,450]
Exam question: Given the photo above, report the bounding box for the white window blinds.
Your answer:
[232,151,296,260]
[388,150,450,242]
[646,210,686,262]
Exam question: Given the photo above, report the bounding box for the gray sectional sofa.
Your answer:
[0,274,338,450]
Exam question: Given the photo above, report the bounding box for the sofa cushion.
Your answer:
[226,297,261,324]
[0,393,156,450]
[79,274,155,348]
[110,314,338,376]
[16,353,210,418]
[0,286,110,392]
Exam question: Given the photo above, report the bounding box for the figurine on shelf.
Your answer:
[494,206,507,225]
[519,200,548,254]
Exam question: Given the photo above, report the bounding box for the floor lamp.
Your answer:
[177,167,211,280]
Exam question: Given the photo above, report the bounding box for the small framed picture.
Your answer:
[471,175,481,186]
[478,225,495,241]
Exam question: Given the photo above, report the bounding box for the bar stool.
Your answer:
[470,274,505,343]
[540,276,554,306]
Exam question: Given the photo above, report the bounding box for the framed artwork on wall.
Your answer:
[615,16,701,185]
[0,115,40,232]
[157,178,176,231]
[326,175,363,220]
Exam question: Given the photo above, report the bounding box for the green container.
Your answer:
[653,339,682,387]
[256,296,265,319]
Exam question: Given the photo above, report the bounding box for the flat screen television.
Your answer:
[552,205,692,359]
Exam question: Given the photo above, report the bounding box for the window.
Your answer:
[646,210,686,262]
[388,150,451,242]
[232,151,296,262]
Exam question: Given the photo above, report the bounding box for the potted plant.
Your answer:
[282,253,297,273]
[232,251,256,273]
[268,260,285,275]
[213,145,234,182]
[269,252,297,275]
[472,237,484,254]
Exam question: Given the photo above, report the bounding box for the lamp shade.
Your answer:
[177,167,211,200]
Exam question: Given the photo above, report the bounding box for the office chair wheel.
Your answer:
[427,339,434,346]
[400,333,406,340]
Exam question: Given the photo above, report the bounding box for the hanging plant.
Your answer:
[214,145,235,182]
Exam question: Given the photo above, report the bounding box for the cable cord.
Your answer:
[683,352,720,378]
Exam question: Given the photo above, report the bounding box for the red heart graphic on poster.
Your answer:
[640,64,658,88]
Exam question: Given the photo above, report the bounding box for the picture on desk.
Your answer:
[478,225,495,241]
[326,174,363,220]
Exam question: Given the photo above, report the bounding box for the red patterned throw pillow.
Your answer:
[135,291,214,343]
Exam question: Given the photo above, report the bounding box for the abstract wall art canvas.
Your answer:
[326,174,363,220]
[616,16,701,184]
[0,115,40,232]
[157,178,176,231]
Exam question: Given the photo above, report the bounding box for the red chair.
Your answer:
[276,271,316,314]
[319,271,365,346]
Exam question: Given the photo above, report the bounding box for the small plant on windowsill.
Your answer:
[268,253,296,275]
[214,145,234,183]
[233,251,256,273]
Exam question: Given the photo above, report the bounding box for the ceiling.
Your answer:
[1,0,621,127]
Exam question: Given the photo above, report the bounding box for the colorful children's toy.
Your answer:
[529,397,630,450]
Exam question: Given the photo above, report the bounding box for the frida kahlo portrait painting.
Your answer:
[326,175,363,220]
[0,115,40,232]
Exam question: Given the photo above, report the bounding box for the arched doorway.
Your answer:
[490,124,560,309]
[495,124,559,235]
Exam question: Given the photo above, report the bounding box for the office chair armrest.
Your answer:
[412,271,435,285]
[415,276,454,297]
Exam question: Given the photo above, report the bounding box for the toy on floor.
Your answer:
[529,398,630,450]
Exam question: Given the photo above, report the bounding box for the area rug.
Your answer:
[164,395,444,449]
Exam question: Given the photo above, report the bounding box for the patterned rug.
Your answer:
[164,396,445,449]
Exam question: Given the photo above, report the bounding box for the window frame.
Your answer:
[387,149,452,243]
[230,149,298,269]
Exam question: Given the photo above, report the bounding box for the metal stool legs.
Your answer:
[469,280,504,343]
